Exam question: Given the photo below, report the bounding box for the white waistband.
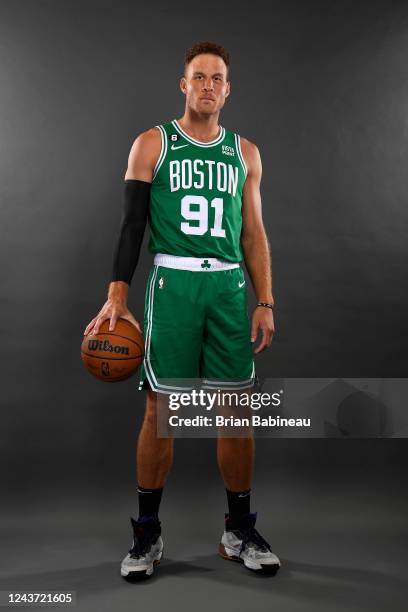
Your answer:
[154,253,240,272]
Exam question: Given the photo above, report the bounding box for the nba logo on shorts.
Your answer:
[159,276,164,289]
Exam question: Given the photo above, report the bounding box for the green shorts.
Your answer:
[138,262,255,394]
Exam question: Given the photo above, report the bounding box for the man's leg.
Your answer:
[121,390,172,580]
[217,436,254,493]
[215,400,280,574]
[136,389,173,519]
[217,425,254,519]
[215,387,255,517]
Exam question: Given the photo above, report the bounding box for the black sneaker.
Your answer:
[219,512,280,574]
[120,516,163,580]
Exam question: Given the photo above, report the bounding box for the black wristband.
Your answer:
[257,302,274,310]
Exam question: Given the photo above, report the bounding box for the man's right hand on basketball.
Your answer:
[83,281,142,336]
[83,304,142,336]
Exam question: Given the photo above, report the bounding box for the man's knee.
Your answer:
[143,390,171,427]
[142,390,156,423]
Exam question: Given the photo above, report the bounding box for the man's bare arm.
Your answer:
[124,127,162,181]
[240,138,274,352]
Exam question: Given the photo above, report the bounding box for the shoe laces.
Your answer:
[130,535,149,558]
[129,521,157,558]
[238,525,272,554]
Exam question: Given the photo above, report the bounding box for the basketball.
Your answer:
[81,318,144,382]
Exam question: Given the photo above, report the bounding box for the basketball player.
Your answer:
[84,41,280,578]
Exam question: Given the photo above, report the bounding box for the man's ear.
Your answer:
[180,76,187,95]
[225,80,231,98]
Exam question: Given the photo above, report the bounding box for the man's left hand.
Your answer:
[251,307,275,353]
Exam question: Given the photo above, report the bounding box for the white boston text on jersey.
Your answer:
[169,159,238,196]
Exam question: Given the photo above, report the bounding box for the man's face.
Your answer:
[180,53,230,115]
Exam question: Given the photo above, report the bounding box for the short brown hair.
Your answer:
[184,41,230,77]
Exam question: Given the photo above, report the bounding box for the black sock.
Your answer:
[137,485,163,520]
[226,488,251,520]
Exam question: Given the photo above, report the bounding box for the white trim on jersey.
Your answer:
[234,133,248,179]
[200,381,256,390]
[152,125,167,180]
[172,119,226,147]
[201,361,256,390]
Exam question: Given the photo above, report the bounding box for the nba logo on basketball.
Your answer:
[101,361,110,376]
[159,277,164,289]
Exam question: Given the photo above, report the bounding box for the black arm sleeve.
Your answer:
[111,179,151,285]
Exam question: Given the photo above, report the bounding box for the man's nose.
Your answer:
[203,79,214,91]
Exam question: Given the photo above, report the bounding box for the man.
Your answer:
[84,41,280,579]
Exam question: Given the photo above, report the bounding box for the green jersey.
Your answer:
[148,119,248,262]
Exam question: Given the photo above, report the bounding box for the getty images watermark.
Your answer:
[154,378,407,438]
[165,389,311,430]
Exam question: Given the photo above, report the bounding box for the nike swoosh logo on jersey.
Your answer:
[238,280,245,288]
[238,492,250,498]
[171,143,189,150]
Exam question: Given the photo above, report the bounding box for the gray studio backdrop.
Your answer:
[1,0,407,503]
